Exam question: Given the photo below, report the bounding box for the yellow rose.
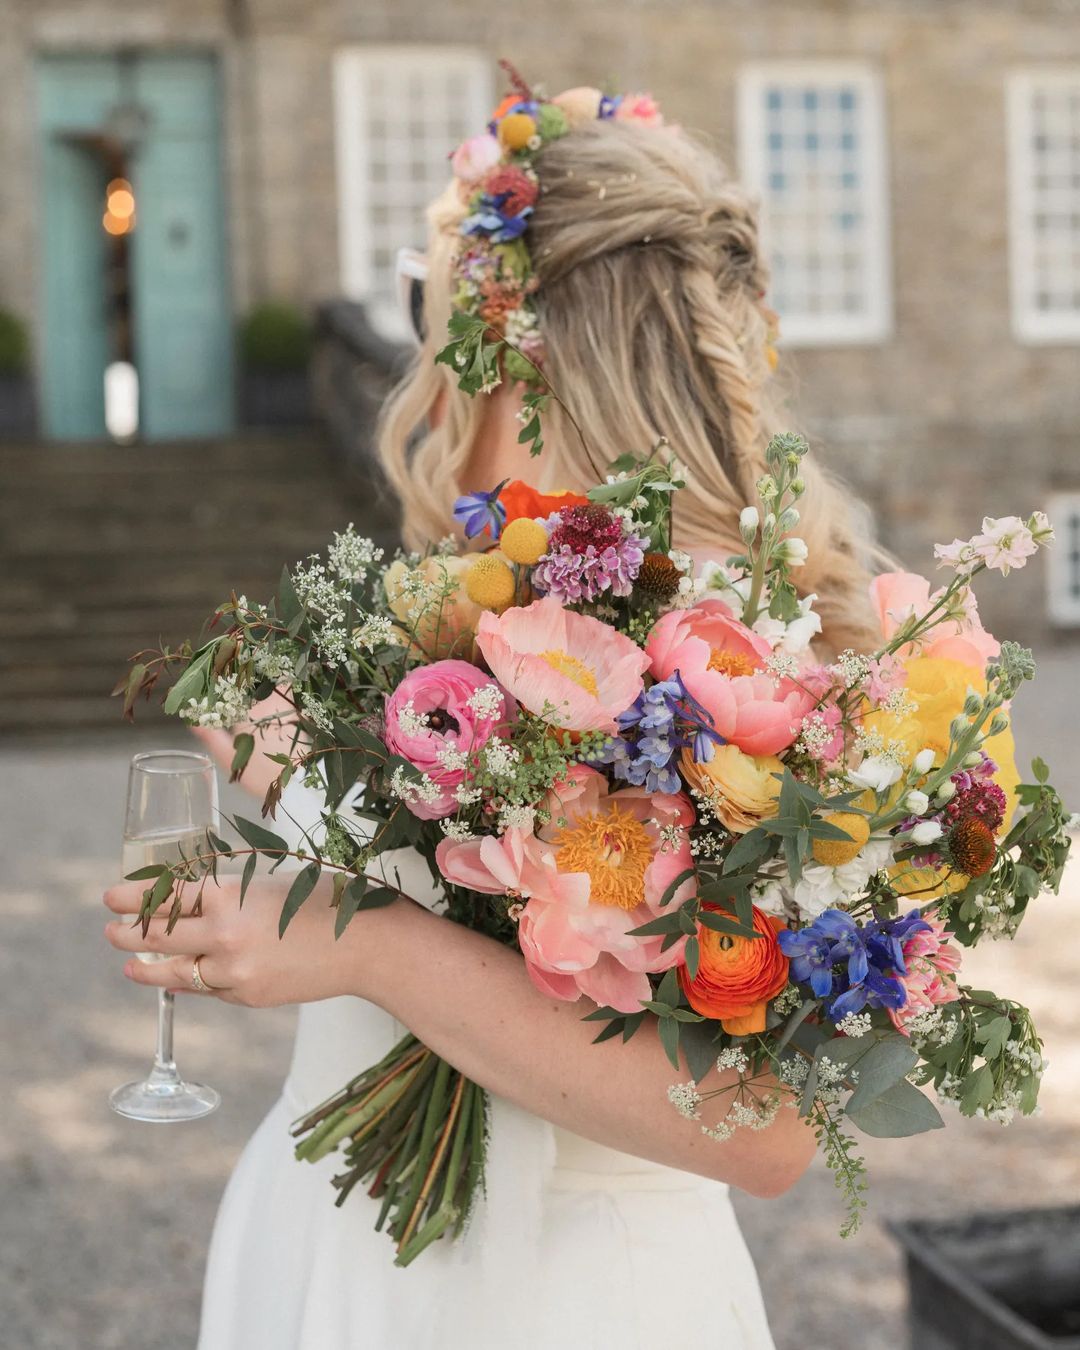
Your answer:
[383,554,483,661]
[680,744,783,834]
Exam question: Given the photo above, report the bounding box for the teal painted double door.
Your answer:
[37,53,234,441]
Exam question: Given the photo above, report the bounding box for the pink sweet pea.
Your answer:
[888,915,963,1034]
[645,599,815,755]
[436,767,694,1012]
[870,571,999,670]
[383,661,513,819]
[475,597,649,735]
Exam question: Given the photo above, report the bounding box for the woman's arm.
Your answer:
[104,877,816,1198]
[369,900,817,1197]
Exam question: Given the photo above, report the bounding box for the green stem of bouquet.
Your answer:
[291,1034,488,1268]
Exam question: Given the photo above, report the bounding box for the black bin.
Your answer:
[890,1207,1080,1350]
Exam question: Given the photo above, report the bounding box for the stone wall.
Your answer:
[3,0,1079,638]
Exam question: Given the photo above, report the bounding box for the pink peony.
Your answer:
[645,599,815,755]
[451,133,502,184]
[383,660,513,819]
[889,914,963,1034]
[475,596,649,735]
[870,571,999,670]
[437,767,694,1012]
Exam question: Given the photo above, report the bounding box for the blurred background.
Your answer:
[1,2,1078,1347]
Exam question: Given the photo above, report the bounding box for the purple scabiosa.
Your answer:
[532,504,646,603]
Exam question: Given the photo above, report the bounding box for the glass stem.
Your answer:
[150,989,180,1085]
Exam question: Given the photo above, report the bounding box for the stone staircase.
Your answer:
[1,436,398,737]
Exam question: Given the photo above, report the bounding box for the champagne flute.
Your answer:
[109,750,221,1122]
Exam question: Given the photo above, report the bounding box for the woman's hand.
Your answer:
[191,689,302,800]
[103,870,398,1008]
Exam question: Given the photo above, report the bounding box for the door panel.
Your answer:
[130,55,234,440]
[37,57,116,441]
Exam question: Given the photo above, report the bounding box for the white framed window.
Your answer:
[736,62,892,345]
[1046,491,1080,625]
[333,46,493,336]
[1007,69,1080,344]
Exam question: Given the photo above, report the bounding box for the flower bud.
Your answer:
[963,692,982,716]
[910,821,944,846]
[963,751,984,768]
[776,536,809,567]
[739,506,759,545]
[905,790,930,816]
[935,780,957,804]
[913,748,936,775]
[950,715,970,740]
[989,715,1009,736]
[777,507,800,532]
[790,476,806,496]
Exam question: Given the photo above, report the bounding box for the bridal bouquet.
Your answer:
[119,410,1070,1259]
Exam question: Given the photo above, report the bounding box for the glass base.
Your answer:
[109,1075,220,1123]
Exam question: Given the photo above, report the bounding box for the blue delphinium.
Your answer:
[452,481,508,539]
[595,670,723,794]
[461,197,533,244]
[779,909,930,1020]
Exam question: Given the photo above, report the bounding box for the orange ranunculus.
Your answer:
[498,480,588,526]
[679,904,790,1035]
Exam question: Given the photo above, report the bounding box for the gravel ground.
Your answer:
[2,733,1078,1350]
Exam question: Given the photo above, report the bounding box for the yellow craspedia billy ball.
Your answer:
[465,555,517,612]
[500,517,549,566]
[812,812,871,868]
[498,113,537,151]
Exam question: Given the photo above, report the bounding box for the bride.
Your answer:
[105,81,879,1349]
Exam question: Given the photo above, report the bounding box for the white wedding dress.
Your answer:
[198,785,776,1350]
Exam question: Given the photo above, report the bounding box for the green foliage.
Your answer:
[0,308,28,374]
[239,301,312,371]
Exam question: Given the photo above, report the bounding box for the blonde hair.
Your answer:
[378,117,879,653]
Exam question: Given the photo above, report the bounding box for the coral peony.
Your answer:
[437,767,695,1012]
[645,599,815,755]
[476,596,649,734]
[870,570,999,669]
[679,904,789,1034]
[383,661,513,819]
[888,914,962,1033]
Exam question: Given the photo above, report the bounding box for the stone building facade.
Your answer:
[3,0,1080,640]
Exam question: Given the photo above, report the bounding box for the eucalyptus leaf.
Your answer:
[233,814,289,862]
[846,1079,944,1138]
[279,862,321,937]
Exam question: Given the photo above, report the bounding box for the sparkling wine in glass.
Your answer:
[109,750,221,1122]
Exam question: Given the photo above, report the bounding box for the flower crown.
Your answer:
[446,65,665,390]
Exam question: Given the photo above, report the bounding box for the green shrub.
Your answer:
[0,309,29,374]
[239,301,312,372]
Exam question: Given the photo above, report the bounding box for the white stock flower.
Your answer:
[913,748,936,775]
[776,536,808,567]
[910,820,944,846]
[970,516,1038,574]
[905,790,930,816]
[849,754,903,794]
[792,836,895,917]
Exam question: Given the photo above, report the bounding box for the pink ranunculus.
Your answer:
[450,133,502,184]
[889,914,963,1034]
[436,767,695,1013]
[475,597,649,735]
[645,599,815,755]
[870,570,999,670]
[614,92,664,126]
[383,660,513,820]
